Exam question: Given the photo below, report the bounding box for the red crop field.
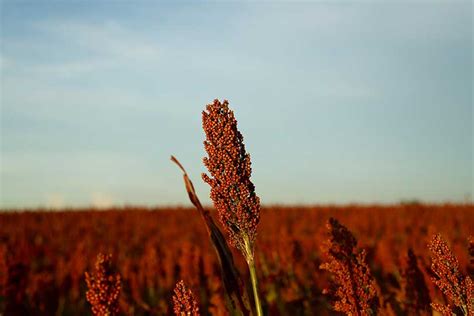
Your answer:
[0,204,473,315]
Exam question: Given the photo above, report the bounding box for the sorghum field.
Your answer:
[0,204,473,315]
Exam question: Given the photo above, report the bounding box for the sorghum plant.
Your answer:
[85,253,121,316]
[201,99,262,315]
[402,249,431,315]
[4,261,29,315]
[0,244,6,298]
[172,280,200,316]
[171,156,251,315]
[320,218,379,315]
[469,236,474,276]
[466,277,474,315]
[428,234,473,315]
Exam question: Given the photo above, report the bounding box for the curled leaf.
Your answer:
[171,156,251,316]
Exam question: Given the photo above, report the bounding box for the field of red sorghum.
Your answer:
[0,204,472,315]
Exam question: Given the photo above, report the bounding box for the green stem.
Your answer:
[247,256,263,316]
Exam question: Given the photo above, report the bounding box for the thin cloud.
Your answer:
[36,20,161,61]
[46,193,65,209]
[91,192,114,209]
[3,19,161,78]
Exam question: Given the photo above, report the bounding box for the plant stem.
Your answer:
[247,256,263,316]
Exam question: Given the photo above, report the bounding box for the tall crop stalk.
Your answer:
[173,99,263,315]
[245,239,263,316]
[171,155,251,315]
[201,99,263,316]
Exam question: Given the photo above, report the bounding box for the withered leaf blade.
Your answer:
[171,156,251,316]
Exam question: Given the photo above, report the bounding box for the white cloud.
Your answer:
[31,60,116,77]
[37,20,161,62]
[46,193,65,209]
[91,192,114,209]
[3,19,161,79]
[0,74,174,122]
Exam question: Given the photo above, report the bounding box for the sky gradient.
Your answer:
[0,1,472,209]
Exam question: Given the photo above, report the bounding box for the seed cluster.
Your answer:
[85,253,121,316]
[172,280,200,316]
[202,99,260,255]
[428,234,472,315]
[320,218,379,315]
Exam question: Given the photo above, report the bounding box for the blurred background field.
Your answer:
[1,204,472,315]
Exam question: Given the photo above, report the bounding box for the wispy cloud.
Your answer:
[36,20,161,61]
[4,19,161,78]
[46,193,65,209]
[91,192,114,208]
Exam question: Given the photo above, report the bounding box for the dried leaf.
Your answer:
[171,156,251,316]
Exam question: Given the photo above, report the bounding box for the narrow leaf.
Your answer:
[171,156,251,316]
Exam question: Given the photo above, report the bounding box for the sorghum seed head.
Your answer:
[428,234,469,314]
[320,218,379,315]
[202,99,260,256]
[85,253,121,316]
[173,280,200,316]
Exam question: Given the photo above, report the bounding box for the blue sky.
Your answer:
[0,1,472,208]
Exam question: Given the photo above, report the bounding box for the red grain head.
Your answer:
[85,253,121,316]
[173,280,200,316]
[201,99,260,257]
[428,234,470,315]
[320,217,379,316]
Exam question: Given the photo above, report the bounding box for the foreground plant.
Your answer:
[201,99,262,316]
[172,99,261,315]
[320,218,379,315]
[429,234,474,315]
[469,236,474,276]
[171,156,251,315]
[173,280,200,316]
[85,253,121,316]
[402,249,431,315]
